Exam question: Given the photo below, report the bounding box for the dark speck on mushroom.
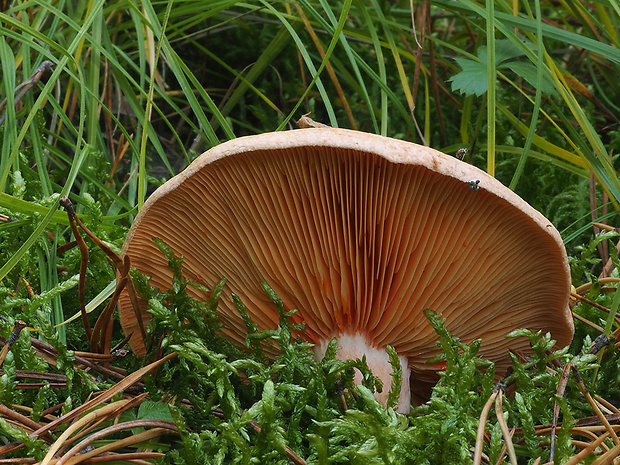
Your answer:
[468,179,480,190]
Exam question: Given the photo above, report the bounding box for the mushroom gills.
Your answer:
[118,128,573,416]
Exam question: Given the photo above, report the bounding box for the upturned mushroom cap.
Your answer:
[118,128,573,400]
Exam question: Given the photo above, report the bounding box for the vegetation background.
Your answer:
[0,0,619,463]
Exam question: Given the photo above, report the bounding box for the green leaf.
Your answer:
[489,39,524,64]
[502,61,556,96]
[450,57,488,96]
[137,400,175,422]
[450,39,556,98]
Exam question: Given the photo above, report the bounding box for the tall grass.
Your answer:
[0,0,617,215]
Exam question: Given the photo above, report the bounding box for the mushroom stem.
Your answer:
[314,333,411,414]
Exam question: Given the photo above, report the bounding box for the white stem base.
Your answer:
[314,333,411,414]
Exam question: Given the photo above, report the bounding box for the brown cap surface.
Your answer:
[118,128,574,380]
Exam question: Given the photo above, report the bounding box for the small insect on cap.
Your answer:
[118,128,574,413]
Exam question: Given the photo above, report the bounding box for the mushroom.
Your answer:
[118,128,574,413]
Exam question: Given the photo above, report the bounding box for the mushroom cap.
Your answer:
[118,128,574,381]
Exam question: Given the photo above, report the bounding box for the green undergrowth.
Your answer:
[3,233,620,463]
